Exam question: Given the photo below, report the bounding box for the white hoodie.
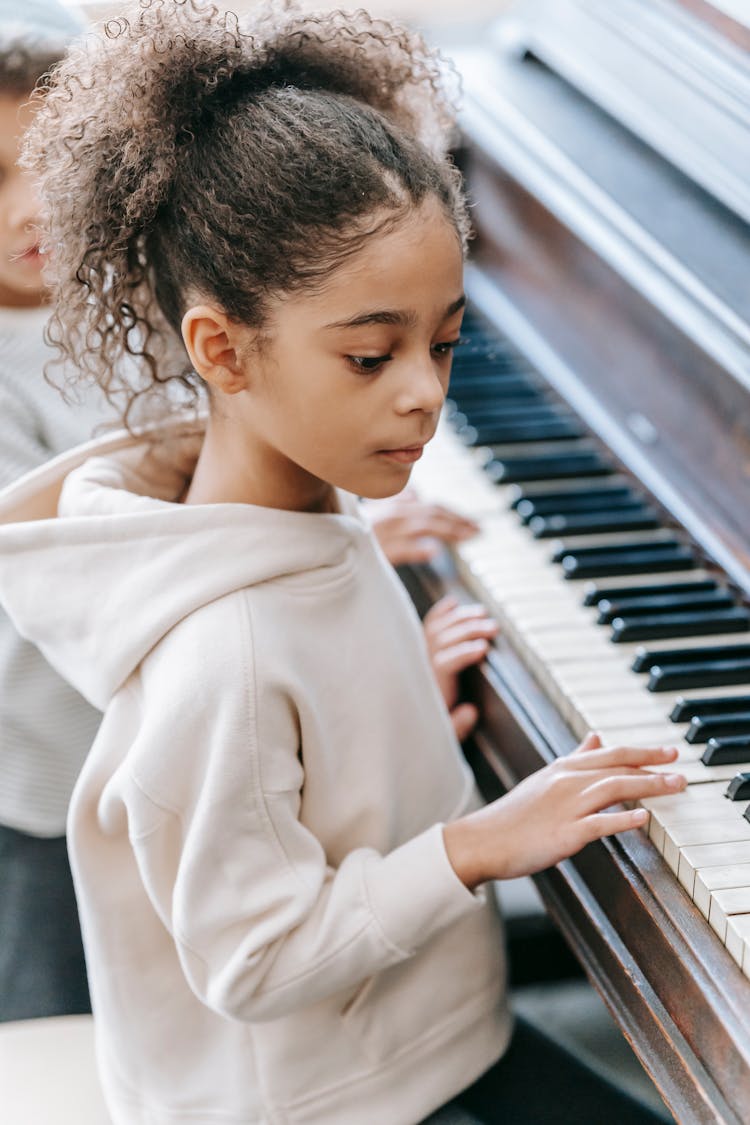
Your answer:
[0,419,511,1125]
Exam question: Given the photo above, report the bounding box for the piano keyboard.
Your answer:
[411,307,750,977]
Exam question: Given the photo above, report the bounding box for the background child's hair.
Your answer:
[0,31,68,95]
[0,0,85,95]
[23,0,470,428]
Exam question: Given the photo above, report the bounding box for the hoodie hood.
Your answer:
[0,418,365,710]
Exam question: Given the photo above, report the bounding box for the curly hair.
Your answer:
[23,0,469,428]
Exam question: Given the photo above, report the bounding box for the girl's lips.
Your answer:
[377,446,424,464]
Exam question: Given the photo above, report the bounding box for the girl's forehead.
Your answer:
[297,205,464,324]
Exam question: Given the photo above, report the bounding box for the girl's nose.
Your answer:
[395,359,446,416]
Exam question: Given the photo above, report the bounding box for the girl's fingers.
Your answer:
[573,731,602,754]
[581,770,685,814]
[432,638,490,676]
[387,536,441,565]
[409,510,479,542]
[439,603,495,625]
[450,702,479,742]
[582,807,649,843]
[424,595,460,623]
[568,744,679,771]
[429,618,498,650]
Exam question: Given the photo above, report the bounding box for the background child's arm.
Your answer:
[443,733,685,888]
[0,383,49,488]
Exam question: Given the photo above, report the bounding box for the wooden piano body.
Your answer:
[409,2,750,1121]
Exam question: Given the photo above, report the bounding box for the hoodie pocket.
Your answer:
[340,901,506,1067]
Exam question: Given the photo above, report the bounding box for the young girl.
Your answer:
[0,2,683,1121]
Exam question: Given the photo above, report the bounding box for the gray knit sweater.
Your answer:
[0,306,107,835]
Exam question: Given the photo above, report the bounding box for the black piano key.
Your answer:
[702,737,750,767]
[611,608,750,644]
[583,579,718,607]
[633,643,750,673]
[686,713,750,743]
[455,373,531,389]
[561,546,695,580]
[450,364,534,385]
[597,589,735,624]
[456,406,572,428]
[447,388,541,409]
[460,419,584,446]
[511,484,633,512]
[670,694,750,722]
[449,403,552,431]
[725,773,750,801]
[448,373,540,394]
[553,538,682,564]
[459,397,565,414]
[648,659,750,692]
[517,493,641,523]
[485,450,613,484]
[531,508,660,538]
[448,398,557,424]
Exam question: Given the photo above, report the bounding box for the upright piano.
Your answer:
[409,2,750,1121]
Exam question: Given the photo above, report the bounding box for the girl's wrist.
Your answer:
[443,815,490,890]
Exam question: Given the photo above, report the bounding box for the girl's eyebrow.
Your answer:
[323,294,466,332]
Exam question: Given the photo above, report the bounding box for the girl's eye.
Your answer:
[432,337,464,358]
[347,354,392,374]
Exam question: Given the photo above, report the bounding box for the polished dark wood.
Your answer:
[416,1,750,1121]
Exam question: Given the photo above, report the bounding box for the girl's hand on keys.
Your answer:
[363,489,478,566]
[423,595,498,741]
[443,733,687,888]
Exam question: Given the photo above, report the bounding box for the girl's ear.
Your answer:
[181,305,253,395]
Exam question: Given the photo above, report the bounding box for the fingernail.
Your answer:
[666,773,685,789]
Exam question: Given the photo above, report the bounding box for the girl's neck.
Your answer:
[183,414,336,513]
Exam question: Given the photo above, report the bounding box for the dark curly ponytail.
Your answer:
[23,0,469,427]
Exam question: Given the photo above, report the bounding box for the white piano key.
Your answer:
[584,725,685,748]
[679,841,750,895]
[725,915,750,977]
[641,781,726,812]
[645,796,732,853]
[576,570,715,591]
[676,760,750,785]
[693,864,750,918]
[663,819,750,876]
[708,888,750,942]
[574,697,681,728]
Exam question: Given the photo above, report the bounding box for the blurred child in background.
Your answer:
[0,0,105,1021]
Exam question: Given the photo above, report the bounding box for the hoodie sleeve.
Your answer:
[106,592,485,1023]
